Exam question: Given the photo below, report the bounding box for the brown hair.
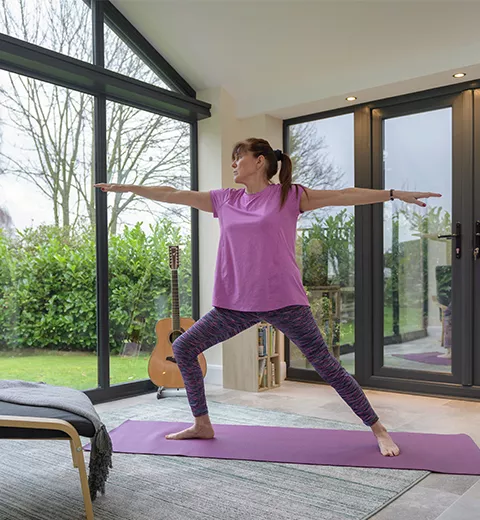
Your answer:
[231,137,309,211]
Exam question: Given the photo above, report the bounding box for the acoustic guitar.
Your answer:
[148,245,207,398]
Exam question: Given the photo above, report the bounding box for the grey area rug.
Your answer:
[0,397,429,520]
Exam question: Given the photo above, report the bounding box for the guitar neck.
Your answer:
[171,269,180,330]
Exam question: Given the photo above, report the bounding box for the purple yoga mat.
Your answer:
[85,420,480,475]
[392,352,451,366]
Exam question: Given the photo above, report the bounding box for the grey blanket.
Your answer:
[0,380,112,500]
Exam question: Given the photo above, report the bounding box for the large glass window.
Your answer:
[288,114,355,374]
[0,71,97,389]
[106,101,191,385]
[105,23,172,90]
[0,0,92,62]
[0,0,200,397]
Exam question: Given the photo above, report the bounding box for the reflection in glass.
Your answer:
[383,108,452,373]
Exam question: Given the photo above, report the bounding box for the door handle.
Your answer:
[474,221,480,260]
[438,222,461,259]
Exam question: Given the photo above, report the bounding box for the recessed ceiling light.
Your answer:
[346,96,357,101]
[453,72,466,78]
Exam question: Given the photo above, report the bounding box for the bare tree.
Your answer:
[289,122,344,191]
[0,0,190,234]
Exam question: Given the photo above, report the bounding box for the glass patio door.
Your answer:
[371,92,474,387]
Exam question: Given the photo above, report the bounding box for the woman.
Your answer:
[95,137,441,457]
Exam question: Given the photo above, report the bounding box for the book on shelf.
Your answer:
[258,322,277,358]
[270,326,277,356]
[257,326,264,356]
[258,358,267,387]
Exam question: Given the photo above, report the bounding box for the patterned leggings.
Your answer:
[172,304,379,427]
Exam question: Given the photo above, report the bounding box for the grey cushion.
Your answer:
[0,401,96,439]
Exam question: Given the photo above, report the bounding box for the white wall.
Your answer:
[197,87,283,385]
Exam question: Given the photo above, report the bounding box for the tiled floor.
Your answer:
[96,381,480,520]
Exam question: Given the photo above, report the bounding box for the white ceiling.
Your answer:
[111,0,480,119]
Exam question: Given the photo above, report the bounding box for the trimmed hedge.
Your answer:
[0,221,192,354]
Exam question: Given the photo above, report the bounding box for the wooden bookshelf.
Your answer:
[223,322,282,392]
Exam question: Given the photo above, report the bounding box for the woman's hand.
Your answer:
[393,190,442,207]
[94,183,131,193]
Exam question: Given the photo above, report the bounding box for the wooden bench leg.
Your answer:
[69,439,78,467]
[70,433,94,520]
[0,415,95,520]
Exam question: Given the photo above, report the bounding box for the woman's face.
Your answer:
[232,151,264,183]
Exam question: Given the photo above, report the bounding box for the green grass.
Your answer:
[0,349,150,390]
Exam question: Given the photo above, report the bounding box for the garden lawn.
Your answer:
[0,350,150,390]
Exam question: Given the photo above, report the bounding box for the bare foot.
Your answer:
[438,349,451,359]
[371,421,400,457]
[165,424,215,440]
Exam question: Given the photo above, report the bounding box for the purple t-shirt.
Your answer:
[209,183,310,312]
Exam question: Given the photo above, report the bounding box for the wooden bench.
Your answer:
[0,401,95,519]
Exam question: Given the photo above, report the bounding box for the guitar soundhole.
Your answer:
[167,329,184,364]
[169,329,184,343]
